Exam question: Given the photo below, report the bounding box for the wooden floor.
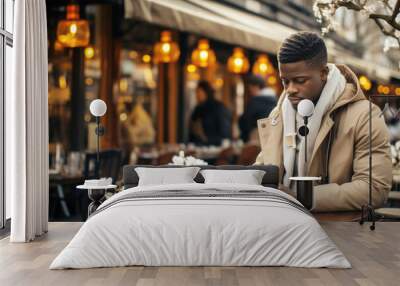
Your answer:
[0,222,399,286]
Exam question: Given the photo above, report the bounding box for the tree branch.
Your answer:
[370,13,400,30]
[336,0,363,11]
[315,0,400,46]
[332,0,400,41]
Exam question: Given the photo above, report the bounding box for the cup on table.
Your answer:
[289,177,321,210]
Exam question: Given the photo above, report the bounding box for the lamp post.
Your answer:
[89,99,107,178]
[290,99,320,210]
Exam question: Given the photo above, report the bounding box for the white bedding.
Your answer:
[50,183,351,269]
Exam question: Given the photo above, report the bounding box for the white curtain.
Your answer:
[7,0,49,242]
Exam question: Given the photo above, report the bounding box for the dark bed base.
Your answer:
[122,164,280,189]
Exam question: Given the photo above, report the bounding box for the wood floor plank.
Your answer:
[0,222,399,286]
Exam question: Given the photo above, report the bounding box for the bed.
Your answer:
[50,165,351,269]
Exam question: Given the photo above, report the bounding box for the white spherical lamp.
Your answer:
[297,99,314,118]
[90,99,107,117]
[89,99,107,177]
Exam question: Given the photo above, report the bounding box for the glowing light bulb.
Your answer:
[234,58,243,67]
[161,43,171,54]
[259,63,268,73]
[199,51,208,61]
[70,23,77,34]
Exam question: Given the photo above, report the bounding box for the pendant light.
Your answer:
[153,31,180,63]
[191,39,216,68]
[57,4,90,48]
[227,48,249,74]
[252,54,275,77]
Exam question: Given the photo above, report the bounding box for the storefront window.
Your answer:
[46,4,282,171]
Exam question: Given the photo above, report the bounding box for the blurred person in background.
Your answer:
[189,80,232,146]
[120,96,155,164]
[239,75,277,143]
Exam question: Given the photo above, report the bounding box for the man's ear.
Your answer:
[320,65,329,82]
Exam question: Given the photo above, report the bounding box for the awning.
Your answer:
[125,0,400,81]
[124,0,295,53]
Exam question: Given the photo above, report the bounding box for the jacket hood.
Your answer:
[332,64,366,111]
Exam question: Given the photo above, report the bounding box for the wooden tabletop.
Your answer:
[49,173,85,186]
[313,211,361,222]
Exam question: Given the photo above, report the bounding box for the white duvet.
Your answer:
[50,183,351,269]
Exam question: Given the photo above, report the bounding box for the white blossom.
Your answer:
[313,0,400,57]
[395,140,400,151]
[171,155,185,165]
[313,0,339,33]
[364,2,380,14]
[396,13,400,24]
[384,37,399,52]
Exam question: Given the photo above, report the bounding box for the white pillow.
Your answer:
[135,167,200,186]
[200,169,266,185]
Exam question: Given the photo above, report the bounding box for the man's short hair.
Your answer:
[246,75,265,89]
[278,31,327,67]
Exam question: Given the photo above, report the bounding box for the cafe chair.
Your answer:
[78,149,122,221]
[83,149,123,183]
[216,147,236,165]
[157,151,178,165]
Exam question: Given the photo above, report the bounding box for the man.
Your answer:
[239,75,277,143]
[254,31,392,212]
[189,80,232,146]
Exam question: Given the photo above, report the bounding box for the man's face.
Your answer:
[279,61,328,108]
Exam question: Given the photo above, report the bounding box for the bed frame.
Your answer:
[122,164,280,189]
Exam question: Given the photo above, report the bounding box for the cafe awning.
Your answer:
[125,0,400,82]
[124,0,296,53]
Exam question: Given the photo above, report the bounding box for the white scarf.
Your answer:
[282,64,347,187]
